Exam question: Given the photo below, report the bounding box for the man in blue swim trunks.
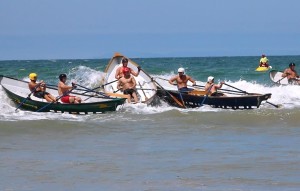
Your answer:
[169,68,196,93]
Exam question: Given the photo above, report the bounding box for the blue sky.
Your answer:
[0,0,299,60]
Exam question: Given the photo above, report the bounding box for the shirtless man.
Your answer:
[282,63,300,85]
[115,57,141,79]
[58,74,82,103]
[169,68,196,92]
[204,76,225,96]
[28,73,56,102]
[117,67,138,103]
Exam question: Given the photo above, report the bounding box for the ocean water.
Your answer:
[0,56,300,191]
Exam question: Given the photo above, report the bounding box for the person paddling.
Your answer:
[58,74,82,103]
[204,76,225,96]
[169,68,196,93]
[28,73,57,102]
[259,54,269,67]
[115,57,141,79]
[282,63,300,85]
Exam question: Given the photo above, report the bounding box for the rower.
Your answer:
[28,73,57,102]
[58,74,82,103]
[204,76,225,96]
[115,57,141,79]
[117,67,138,103]
[282,63,300,85]
[169,67,196,93]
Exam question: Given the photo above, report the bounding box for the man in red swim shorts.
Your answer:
[58,74,82,103]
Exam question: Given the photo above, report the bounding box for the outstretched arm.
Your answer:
[169,76,177,85]
[215,82,224,89]
[115,68,121,79]
[130,67,141,77]
[188,76,196,86]
[282,69,289,77]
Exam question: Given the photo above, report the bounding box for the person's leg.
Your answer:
[123,90,131,103]
[44,95,53,102]
[74,96,82,103]
[132,92,138,103]
[49,94,57,102]
[69,96,75,103]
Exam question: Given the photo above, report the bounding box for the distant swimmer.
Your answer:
[204,76,225,96]
[169,67,196,92]
[28,73,57,102]
[259,54,269,67]
[282,63,300,85]
[115,57,141,79]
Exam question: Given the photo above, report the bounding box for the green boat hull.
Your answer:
[1,76,126,114]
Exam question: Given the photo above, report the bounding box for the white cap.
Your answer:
[207,76,214,82]
[178,67,185,73]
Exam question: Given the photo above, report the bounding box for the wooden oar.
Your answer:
[36,86,76,112]
[15,83,41,112]
[80,79,120,95]
[189,84,246,95]
[76,84,111,98]
[224,83,280,108]
[223,83,248,94]
[200,85,213,106]
[140,69,185,108]
[136,88,156,91]
[177,85,186,108]
[275,76,287,84]
[138,81,148,101]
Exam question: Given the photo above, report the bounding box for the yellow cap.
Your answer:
[29,73,37,80]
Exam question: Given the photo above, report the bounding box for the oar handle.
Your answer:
[200,84,213,106]
[266,101,280,108]
[76,84,111,98]
[224,83,249,94]
[275,76,287,83]
[138,81,148,101]
[15,83,41,112]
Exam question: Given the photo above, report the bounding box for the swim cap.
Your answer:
[122,67,130,74]
[29,73,37,80]
[178,68,185,73]
[207,76,214,82]
[59,73,67,81]
[122,58,128,63]
[289,62,296,67]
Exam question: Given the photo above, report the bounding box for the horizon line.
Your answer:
[1,54,300,62]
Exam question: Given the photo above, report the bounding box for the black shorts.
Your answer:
[123,89,136,96]
[34,91,49,98]
[210,92,224,97]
